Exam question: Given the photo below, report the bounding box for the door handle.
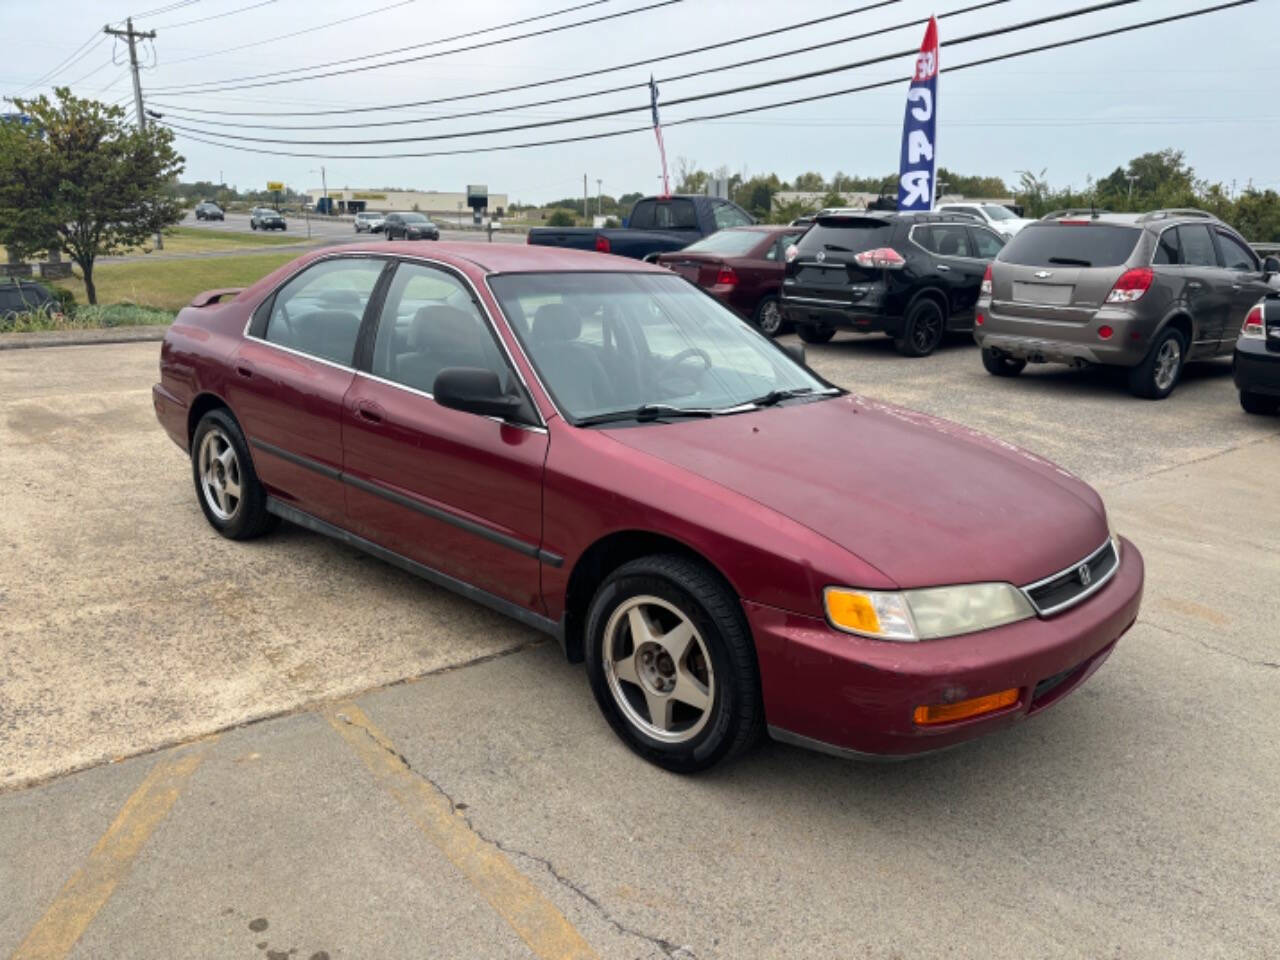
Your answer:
[1232,284,1242,292]
[1187,281,1203,289]
[354,400,384,423]
[936,264,951,272]
[235,363,254,379]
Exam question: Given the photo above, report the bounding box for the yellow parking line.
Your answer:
[323,702,599,960]
[10,742,212,960]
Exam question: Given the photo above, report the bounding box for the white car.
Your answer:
[936,202,1034,238]
[354,211,386,233]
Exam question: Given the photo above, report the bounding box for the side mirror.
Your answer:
[1263,256,1280,277]
[433,367,529,423]
[783,343,806,366]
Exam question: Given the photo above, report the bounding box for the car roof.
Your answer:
[307,241,670,275]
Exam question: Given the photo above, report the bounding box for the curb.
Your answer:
[0,325,170,351]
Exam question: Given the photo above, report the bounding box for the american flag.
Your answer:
[650,75,670,198]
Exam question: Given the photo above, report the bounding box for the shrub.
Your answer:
[546,209,576,227]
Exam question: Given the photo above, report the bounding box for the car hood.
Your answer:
[602,394,1106,588]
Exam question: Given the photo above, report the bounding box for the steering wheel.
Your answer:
[654,347,713,395]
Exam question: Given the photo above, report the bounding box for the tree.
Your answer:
[0,89,184,304]
[674,157,708,195]
[792,171,826,191]
[820,190,847,209]
[546,209,576,227]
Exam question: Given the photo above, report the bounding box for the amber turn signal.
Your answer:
[913,687,1020,726]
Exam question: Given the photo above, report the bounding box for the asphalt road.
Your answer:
[182,210,525,245]
[1,334,1277,959]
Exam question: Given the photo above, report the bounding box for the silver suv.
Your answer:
[975,209,1279,398]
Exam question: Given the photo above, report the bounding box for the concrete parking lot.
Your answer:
[1,332,1277,959]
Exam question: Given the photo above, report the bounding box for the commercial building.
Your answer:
[305,187,508,218]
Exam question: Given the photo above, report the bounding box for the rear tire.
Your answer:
[1240,390,1280,415]
[895,298,946,357]
[584,554,763,773]
[1128,327,1186,399]
[982,347,1026,377]
[798,323,835,344]
[191,408,277,541]
[753,296,784,338]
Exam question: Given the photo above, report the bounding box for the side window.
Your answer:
[1154,228,1181,265]
[917,224,973,258]
[371,262,509,395]
[1179,225,1218,267]
[628,201,655,229]
[712,202,752,229]
[970,227,1006,260]
[765,232,802,261]
[1216,230,1258,272]
[264,258,384,366]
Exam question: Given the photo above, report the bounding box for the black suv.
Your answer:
[0,280,59,324]
[194,201,224,221]
[780,211,1007,356]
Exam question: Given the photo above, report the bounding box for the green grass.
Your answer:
[121,225,307,256]
[0,303,174,334]
[52,251,298,311]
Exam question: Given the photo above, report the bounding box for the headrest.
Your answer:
[531,303,581,343]
[409,304,483,352]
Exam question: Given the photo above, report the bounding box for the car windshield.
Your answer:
[982,204,1017,221]
[680,230,765,256]
[489,271,833,423]
[401,213,428,223]
[998,223,1142,268]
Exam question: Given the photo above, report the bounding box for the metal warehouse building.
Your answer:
[306,187,509,218]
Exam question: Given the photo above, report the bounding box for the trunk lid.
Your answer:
[785,217,893,302]
[992,222,1141,322]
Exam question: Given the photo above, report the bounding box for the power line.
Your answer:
[156,0,1144,146]
[131,0,199,17]
[12,32,109,95]
[158,0,1255,160]
[149,0,276,29]
[148,0,683,95]
[155,0,1005,131]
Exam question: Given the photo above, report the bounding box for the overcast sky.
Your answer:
[3,0,1275,203]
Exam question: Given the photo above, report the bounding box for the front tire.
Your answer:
[982,346,1026,377]
[753,296,784,338]
[797,323,835,344]
[1240,390,1280,415]
[896,298,946,357]
[250,222,258,230]
[191,409,276,540]
[585,555,763,772]
[1128,327,1186,399]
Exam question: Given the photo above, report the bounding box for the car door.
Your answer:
[1213,227,1271,351]
[1177,223,1231,356]
[914,223,984,325]
[342,259,549,611]
[228,255,389,528]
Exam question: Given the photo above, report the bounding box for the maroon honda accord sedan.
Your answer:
[655,225,805,338]
[153,242,1143,771]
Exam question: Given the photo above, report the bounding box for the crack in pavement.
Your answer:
[1103,431,1280,492]
[343,715,697,959]
[1144,620,1280,669]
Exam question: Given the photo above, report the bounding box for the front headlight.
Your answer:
[824,583,1034,642]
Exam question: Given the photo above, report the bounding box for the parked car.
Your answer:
[527,195,755,261]
[0,279,60,322]
[194,201,224,222]
[383,212,440,241]
[153,243,1143,771]
[655,225,806,336]
[780,211,1008,356]
[354,211,386,234]
[1233,293,1280,414]
[974,210,1278,399]
[250,207,286,231]
[936,202,1033,238]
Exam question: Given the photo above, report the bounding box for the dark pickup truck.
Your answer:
[526,194,756,260]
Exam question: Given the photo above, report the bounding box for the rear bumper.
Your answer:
[1233,341,1280,395]
[780,296,900,335]
[751,537,1144,758]
[975,301,1148,366]
[152,382,188,452]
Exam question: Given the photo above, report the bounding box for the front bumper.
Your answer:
[751,536,1144,757]
[975,302,1148,366]
[1233,340,1280,395]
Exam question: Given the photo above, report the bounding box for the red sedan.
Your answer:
[655,225,805,337]
[153,243,1143,772]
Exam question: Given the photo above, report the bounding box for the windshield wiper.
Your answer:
[1047,256,1092,267]
[573,404,720,427]
[822,243,853,253]
[744,386,835,408]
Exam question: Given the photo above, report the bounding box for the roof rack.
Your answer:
[1040,208,1112,221]
[1136,208,1220,223]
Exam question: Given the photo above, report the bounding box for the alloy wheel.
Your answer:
[758,300,783,337]
[1153,338,1181,391]
[197,428,243,521]
[912,304,943,353]
[603,595,715,743]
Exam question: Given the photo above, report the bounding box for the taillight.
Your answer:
[980,263,993,297]
[594,234,611,254]
[853,247,906,270]
[1241,304,1265,339]
[1105,267,1154,304]
[784,244,799,263]
[715,266,738,286]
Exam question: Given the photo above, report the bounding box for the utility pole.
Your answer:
[1126,174,1138,203]
[597,178,602,218]
[583,174,589,222]
[104,18,163,249]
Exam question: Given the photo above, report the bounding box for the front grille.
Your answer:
[1023,539,1118,616]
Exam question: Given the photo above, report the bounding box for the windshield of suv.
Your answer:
[997,223,1142,268]
[680,230,764,256]
[489,272,831,423]
[982,204,1016,221]
[795,219,891,256]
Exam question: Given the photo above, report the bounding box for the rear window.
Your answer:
[997,223,1141,268]
[629,199,697,230]
[796,219,892,256]
[682,230,763,256]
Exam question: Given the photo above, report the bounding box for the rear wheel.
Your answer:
[753,296,784,338]
[982,347,1026,377]
[798,323,835,344]
[896,298,946,357]
[585,555,763,772]
[191,409,276,540]
[1240,390,1280,415]
[1128,327,1186,399]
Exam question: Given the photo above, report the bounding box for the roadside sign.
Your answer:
[266,181,284,192]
